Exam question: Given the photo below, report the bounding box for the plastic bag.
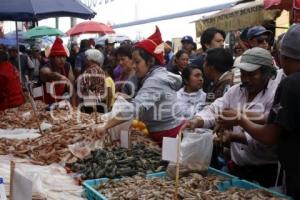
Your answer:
[167,128,214,179]
[68,142,91,159]
[101,96,132,122]
[101,96,133,141]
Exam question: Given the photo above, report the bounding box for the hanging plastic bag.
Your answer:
[167,128,214,179]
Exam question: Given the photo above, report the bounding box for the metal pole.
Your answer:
[55,17,59,29]
[15,21,22,83]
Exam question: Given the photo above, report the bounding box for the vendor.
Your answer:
[0,50,25,111]
[95,27,183,146]
[184,47,280,187]
[221,24,300,199]
[40,37,75,105]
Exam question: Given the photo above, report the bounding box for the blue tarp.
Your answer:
[0,0,96,21]
[0,38,16,46]
[4,30,28,40]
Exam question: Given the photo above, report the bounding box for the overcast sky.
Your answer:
[4,0,236,41]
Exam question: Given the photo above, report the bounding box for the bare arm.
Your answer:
[244,110,267,125]
[40,67,66,82]
[239,115,281,145]
[181,117,204,130]
[106,87,112,111]
[95,113,128,137]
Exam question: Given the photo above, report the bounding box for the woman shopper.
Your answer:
[95,27,183,146]
[177,64,206,119]
[167,49,189,75]
[79,49,106,113]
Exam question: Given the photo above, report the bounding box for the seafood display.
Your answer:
[0,101,97,129]
[96,173,285,200]
[69,144,167,179]
[0,125,94,165]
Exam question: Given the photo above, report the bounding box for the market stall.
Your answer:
[0,101,162,199]
[0,99,293,200]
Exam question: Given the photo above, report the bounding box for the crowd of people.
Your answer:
[0,23,300,199]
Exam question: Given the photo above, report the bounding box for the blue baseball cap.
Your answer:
[181,35,194,44]
[247,26,272,41]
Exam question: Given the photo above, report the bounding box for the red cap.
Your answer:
[49,37,68,57]
[135,26,164,65]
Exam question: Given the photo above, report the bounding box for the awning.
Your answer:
[195,0,281,36]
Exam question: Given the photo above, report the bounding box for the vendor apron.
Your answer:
[43,63,70,105]
[149,122,185,147]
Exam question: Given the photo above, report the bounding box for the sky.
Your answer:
[3,0,236,42]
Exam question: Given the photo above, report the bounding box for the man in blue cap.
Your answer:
[247,26,272,50]
[181,35,195,56]
[220,24,300,199]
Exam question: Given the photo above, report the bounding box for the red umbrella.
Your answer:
[66,21,115,36]
[264,0,300,10]
[264,0,300,22]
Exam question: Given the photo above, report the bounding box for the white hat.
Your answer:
[85,49,104,66]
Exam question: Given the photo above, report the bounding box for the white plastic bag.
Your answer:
[167,129,214,178]
[101,96,132,122]
[101,96,132,141]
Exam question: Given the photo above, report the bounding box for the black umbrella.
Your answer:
[0,0,96,21]
[0,0,96,81]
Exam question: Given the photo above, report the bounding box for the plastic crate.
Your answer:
[83,168,236,200]
[83,168,290,200]
[207,167,238,180]
[217,179,291,199]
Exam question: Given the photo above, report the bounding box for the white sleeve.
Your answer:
[195,87,233,128]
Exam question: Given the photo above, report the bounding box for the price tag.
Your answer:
[12,170,32,200]
[45,82,52,94]
[120,130,130,149]
[162,137,179,162]
[32,86,43,98]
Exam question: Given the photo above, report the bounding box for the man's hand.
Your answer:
[94,125,108,138]
[115,92,132,100]
[181,117,204,131]
[213,130,233,147]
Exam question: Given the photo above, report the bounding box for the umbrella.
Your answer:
[24,26,65,39]
[66,21,115,36]
[264,0,300,22]
[4,30,28,40]
[0,38,17,46]
[0,0,96,21]
[264,0,300,10]
[95,34,130,45]
[0,0,95,82]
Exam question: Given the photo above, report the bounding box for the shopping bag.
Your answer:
[101,96,133,141]
[167,129,214,178]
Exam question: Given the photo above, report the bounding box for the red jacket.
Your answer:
[0,61,25,111]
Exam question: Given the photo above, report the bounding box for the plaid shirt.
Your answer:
[80,64,105,102]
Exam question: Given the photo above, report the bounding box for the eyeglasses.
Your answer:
[255,35,269,44]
